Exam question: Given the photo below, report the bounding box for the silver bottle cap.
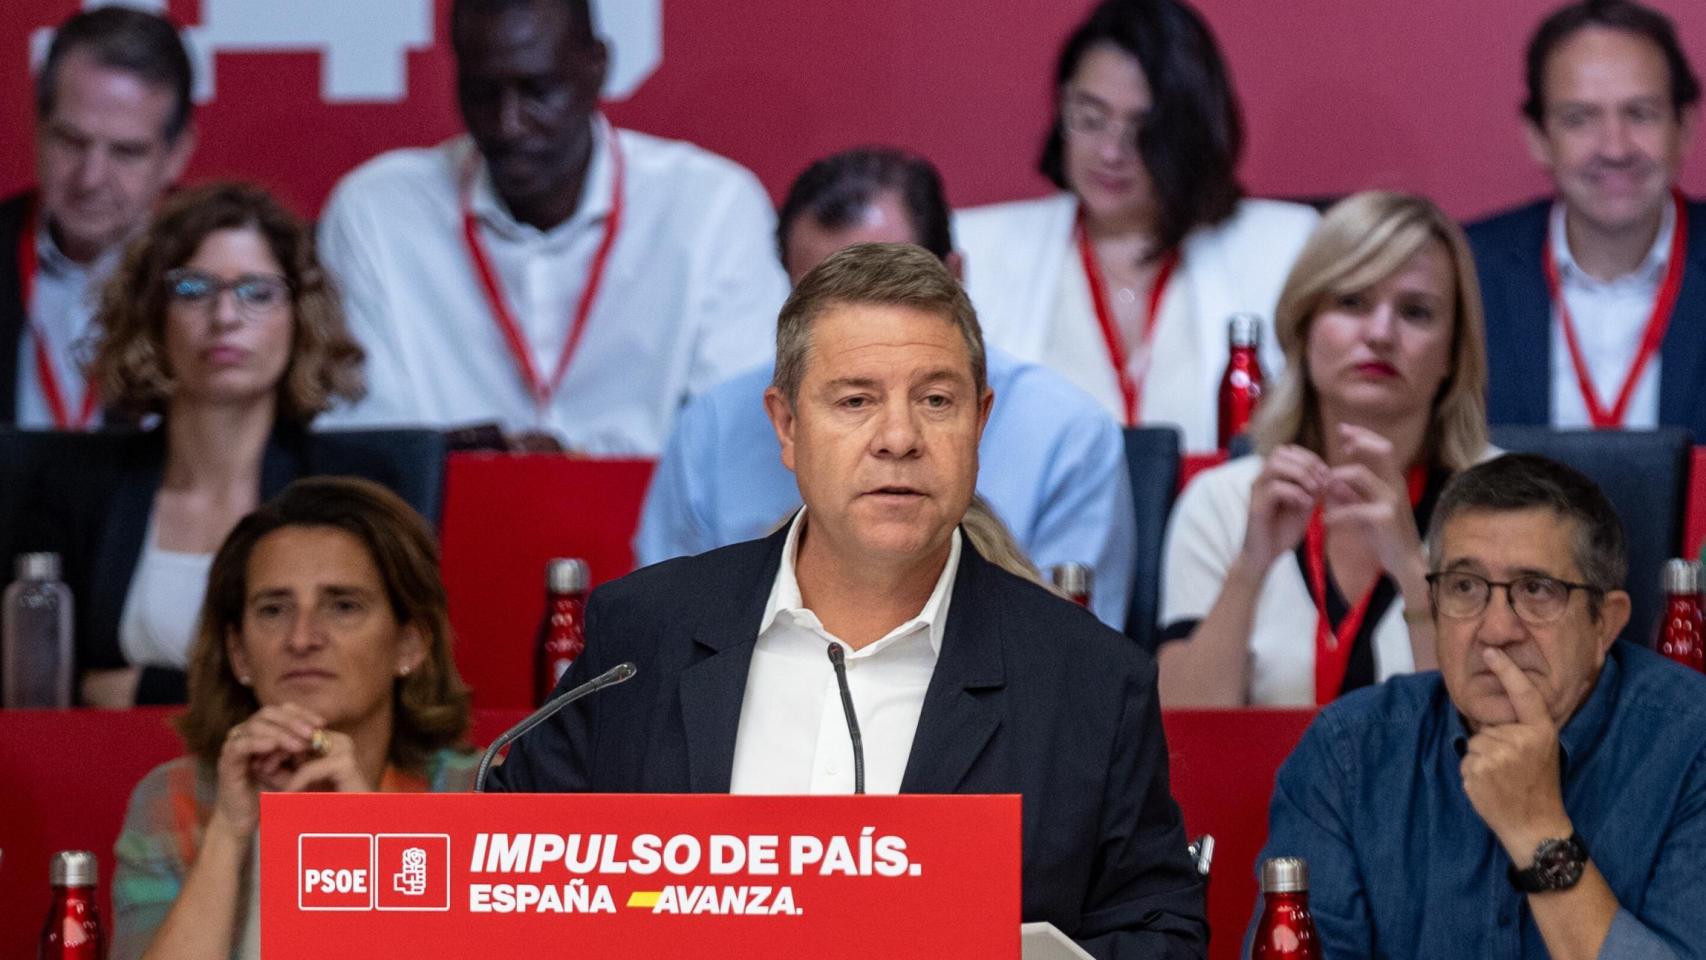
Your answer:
[1050,563,1093,597]
[51,850,98,887]
[1228,313,1262,348]
[546,558,590,595]
[1664,558,1700,595]
[15,552,61,582]
[1260,856,1308,893]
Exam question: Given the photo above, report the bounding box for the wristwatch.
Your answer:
[1507,832,1588,893]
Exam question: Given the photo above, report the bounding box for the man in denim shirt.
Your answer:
[1254,453,1706,958]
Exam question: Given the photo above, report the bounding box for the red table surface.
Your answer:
[0,708,1308,960]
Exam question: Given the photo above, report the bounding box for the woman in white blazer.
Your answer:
[957,0,1318,452]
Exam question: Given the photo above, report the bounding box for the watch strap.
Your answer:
[1507,831,1588,893]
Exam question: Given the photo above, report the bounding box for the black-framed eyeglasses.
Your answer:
[164,268,292,317]
[1425,570,1603,625]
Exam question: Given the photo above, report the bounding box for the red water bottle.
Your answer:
[40,851,104,960]
[1219,313,1264,450]
[1049,563,1093,608]
[1659,559,1705,673]
[1252,857,1320,960]
[534,558,590,705]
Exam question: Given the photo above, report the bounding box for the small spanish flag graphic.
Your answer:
[627,891,661,909]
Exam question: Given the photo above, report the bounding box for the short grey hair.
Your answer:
[771,242,987,406]
[1424,453,1627,620]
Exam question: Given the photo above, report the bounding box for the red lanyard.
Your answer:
[1543,189,1688,429]
[17,200,99,429]
[1075,217,1179,426]
[1305,466,1426,705]
[460,128,625,412]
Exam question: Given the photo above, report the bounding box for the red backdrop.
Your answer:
[3,0,1704,222]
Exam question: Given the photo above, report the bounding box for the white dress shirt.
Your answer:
[315,117,788,454]
[1548,199,1673,429]
[15,220,115,428]
[728,511,959,795]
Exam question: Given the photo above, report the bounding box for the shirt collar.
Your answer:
[465,114,615,242]
[758,507,962,657]
[33,212,124,280]
[1446,645,1623,776]
[1549,196,1674,287]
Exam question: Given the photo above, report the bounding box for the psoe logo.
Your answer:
[32,0,661,103]
[376,834,451,912]
[298,834,374,911]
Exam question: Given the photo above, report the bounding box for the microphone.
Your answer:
[825,644,865,795]
[474,661,638,792]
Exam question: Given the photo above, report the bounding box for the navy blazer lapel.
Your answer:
[900,543,1006,794]
[0,193,33,425]
[1659,200,1706,436]
[260,423,311,497]
[1491,202,1555,426]
[677,526,788,792]
[89,434,164,655]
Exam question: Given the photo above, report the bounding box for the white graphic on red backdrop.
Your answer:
[30,0,660,102]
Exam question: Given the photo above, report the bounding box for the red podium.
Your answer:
[261,792,1020,958]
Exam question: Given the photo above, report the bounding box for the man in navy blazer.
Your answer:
[1467,0,1704,437]
[493,243,1206,957]
[2,7,194,426]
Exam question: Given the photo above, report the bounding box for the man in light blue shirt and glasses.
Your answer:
[634,147,1137,630]
[1253,452,1706,958]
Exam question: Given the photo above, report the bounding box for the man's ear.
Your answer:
[579,38,610,105]
[1678,104,1699,162]
[764,385,799,472]
[945,250,965,282]
[1522,116,1555,171]
[1595,589,1631,658]
[163,123,197,185]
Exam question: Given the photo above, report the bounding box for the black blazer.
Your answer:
[493,529,1208,958]
[1467,196,1706,437]
[12,423,445,704]
[0,190,32,425]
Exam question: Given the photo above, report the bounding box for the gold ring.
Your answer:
[309,729,329,757]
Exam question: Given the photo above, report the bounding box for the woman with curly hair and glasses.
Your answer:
[13,181,384,706]
[112,476,475,960]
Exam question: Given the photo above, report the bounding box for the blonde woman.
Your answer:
[1157,192,1490,707]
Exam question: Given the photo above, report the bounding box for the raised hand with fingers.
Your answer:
[1460,647,1573,862]
[1322,423,1426,582]
[1239,444,1330,572]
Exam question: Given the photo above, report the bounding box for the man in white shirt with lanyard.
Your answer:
[1469,0,1705,438]
[317,0,788,454]
[1,7,195,428]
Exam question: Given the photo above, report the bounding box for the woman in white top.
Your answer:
[1157,191,1491,707]
[956,0,1318,451]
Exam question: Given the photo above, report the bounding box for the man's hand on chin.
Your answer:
[1459,647,1572,862]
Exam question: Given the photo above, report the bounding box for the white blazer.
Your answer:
[955,193,1318,451]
